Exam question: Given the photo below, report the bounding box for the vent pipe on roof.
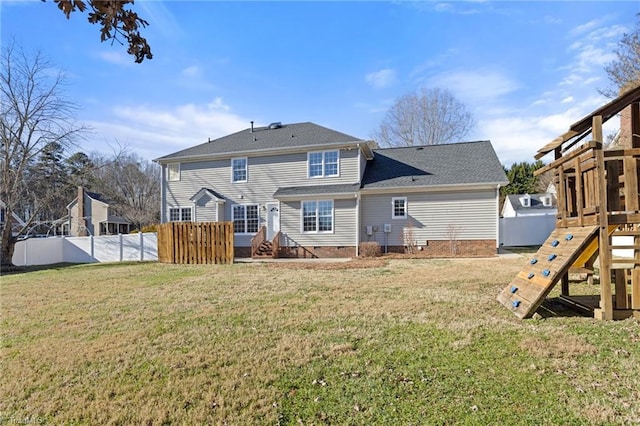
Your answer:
[250,121,254,133]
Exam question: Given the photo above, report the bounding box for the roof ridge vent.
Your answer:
[268,122,282,129]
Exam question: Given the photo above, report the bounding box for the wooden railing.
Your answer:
[272,231,281,259]
[603,148,640,225]
[157,222,234,264]
[250,225,266,257]
[535,141,603,227]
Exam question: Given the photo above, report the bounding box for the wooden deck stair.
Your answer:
[498,225,604,319]
[253,240,273,258]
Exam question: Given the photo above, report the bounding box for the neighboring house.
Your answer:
[0,200,27,236]
[66,187,132,236]
[501,193,557,217]
[155,122,508,258]
[499,193,557,247]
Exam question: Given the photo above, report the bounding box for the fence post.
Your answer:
[119,233,123,262]
[90,235,94,261]
[139,232,144,261]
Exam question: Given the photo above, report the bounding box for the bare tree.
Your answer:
[0,43,85,270]
[91,152,160,230]
[374,87,475,147]
[603,13,640,97]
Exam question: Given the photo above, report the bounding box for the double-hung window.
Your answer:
[392,197,407,219]
[231,158,248,183]
[308,150,339,178]
[167,163,180,181]
[302,200,333,233]
[169,207,192,222]
[233,204,259,234]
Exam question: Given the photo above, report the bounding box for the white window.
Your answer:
[231,157,248,183]
[302,200,333,233]
[167,163,180,181]
[392,197,407,219]
[169,207,192,222]
[308,150,339,178]
[233,204,259,234]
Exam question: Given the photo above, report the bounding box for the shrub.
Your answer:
[141,224,158,233]
[359,242,381,257]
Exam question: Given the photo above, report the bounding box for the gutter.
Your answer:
[153,140,367,164]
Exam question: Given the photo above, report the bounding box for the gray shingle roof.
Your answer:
[274,183,361,198]
[507,193,556,211]
[361,141,508,189]
[156,122,365,161]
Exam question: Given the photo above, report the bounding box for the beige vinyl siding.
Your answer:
[193,194,219,222]
[279,198,357,247]
[162,149,361,246]
[360,189,497,246]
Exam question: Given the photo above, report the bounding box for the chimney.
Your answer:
[77,186,87,237]
[250,121,254,133]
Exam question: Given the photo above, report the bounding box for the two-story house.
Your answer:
[155,122,507,258]
[65,187,132,236]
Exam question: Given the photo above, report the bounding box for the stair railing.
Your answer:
[272,231,281,259]
[250,226,266,258]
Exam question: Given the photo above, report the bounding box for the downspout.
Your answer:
[496,184,501,253]
[160,165,166,223]
[355,193,360,257]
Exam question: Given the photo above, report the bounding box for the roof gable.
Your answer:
[156,122,367,162]
[362,141,508,189]
[189,188,226,203]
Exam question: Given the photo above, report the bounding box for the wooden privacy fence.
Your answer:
[157,222,234,264]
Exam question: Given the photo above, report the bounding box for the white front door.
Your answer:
[266,202,280,240]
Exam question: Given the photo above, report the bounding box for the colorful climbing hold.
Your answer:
[512,300,521,308]
[548,254,557,261]
[565,234,573,241]
[530,258,538,265]
[510,286,518,293]
[551,240,559,247]
[543,269,551,277]
[527,272,535,279]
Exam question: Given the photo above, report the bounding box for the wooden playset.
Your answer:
[498,85,640,320]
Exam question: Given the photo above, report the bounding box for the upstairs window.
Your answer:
[392,197,407,219]
[308,150,339,178]
[169,207,192,222]
[232,158,248,183]
[233,204,259,234]
[167,163,180,181]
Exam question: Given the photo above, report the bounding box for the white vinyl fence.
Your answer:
[12,233,158,266]
[499,215,556,247]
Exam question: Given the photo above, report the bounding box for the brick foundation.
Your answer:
[378,239,496,258]
[235,240,496,259]
[278,245,356,259]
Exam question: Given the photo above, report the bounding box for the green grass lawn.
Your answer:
[1,258,639,425]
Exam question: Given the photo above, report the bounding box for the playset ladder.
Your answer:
[497,225,600,319]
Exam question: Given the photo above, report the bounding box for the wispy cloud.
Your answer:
[83,99,251,160]
[178,65,216,91]
[365,68,397,89]
[96,51,132,66]
[137,0,183,39]
[427,68,520,103]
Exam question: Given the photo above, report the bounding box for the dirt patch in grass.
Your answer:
[520,333,597,358]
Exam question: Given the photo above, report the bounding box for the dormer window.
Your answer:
[541,195,552,207]
[519,195,531,207]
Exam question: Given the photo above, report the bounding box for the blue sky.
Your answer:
[2,1,639,166]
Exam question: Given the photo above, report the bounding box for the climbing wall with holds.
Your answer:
[497,226,600,319]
